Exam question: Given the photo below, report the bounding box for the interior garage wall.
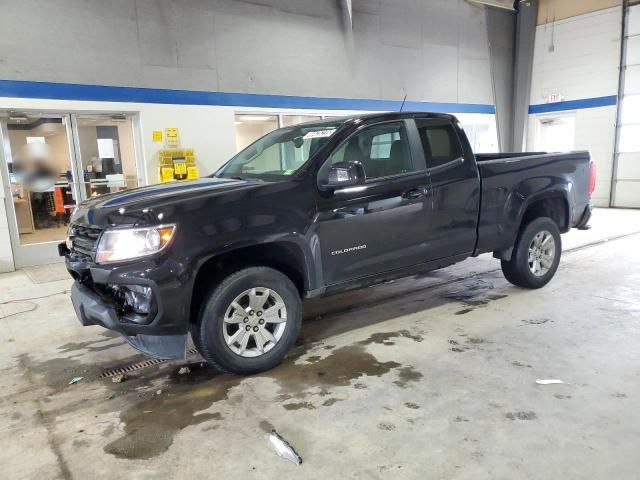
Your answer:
[0,0,496,107]
[0,0,518,271]
[526,6,623,207]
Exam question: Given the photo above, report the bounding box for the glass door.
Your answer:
[70,115,138,199]
[0,113,81,267]
[0,112,140,268]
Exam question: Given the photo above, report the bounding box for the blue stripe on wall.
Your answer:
[528,95,617,114]
[0,79,496,114]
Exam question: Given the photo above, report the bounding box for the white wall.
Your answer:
[530,7,621,102]
[135,104,237,182]
[527,7,622,207]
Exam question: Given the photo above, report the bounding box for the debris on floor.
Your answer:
[156,389,163,395]
[178,366,191,375]
[506,411,538,421]
[266,430,302,465]
[68,376,83,385]
[536,379,564,385]
[111,373,128,384]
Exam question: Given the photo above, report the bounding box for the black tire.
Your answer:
[194,267,301,375]
[501,217,562,289]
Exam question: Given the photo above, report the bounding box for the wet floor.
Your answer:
[2,212,640,479]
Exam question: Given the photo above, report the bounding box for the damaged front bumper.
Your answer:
[71,283,188,359]
[65,251,193,360]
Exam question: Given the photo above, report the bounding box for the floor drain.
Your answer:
[100,348,199,378]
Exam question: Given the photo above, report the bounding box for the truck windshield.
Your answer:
[216,120,346,179]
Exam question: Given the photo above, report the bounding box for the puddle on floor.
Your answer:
[103,373,241,459]
[103,334,425,460]
[15,321,427,461]
[16,351,145,392]
[444,278,508,315]
[57,336,125,354]
[357,330,424,346]
[393,366,424,388]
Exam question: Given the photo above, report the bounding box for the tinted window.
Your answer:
[330,121,414,180]
[417,122,463,168]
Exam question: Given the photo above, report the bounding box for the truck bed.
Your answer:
[474,151,592,255]
[475,152,546,161]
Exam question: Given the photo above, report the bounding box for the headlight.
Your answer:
[96,224,176,264]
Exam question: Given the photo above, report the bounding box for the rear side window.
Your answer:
[416,121,463,168]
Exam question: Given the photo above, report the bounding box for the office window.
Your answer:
[234,115,279,152]
[282,115,321,127]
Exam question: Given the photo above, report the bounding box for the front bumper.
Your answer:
[72,283,188,359]
[71,281,119,330]
[64,244,194,351]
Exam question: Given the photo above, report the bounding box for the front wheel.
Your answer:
[501,217,562,289]
[194,267,302,375]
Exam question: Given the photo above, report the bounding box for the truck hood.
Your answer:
[81,177,254,209]
[71,177,263,227]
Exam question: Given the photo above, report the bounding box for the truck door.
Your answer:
[314,120,433,285]
[414,118,480,260]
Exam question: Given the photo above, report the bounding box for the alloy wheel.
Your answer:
[527,230,556,277]
[222,287,287,358]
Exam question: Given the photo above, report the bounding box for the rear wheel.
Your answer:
[501,217,561,289]
[194,267,301,375]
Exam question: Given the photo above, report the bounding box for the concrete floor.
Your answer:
[1,208,640,479]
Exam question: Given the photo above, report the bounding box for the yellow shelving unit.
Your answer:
[158,148,199,183]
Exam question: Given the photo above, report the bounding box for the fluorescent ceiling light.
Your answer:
[237,115,274,122]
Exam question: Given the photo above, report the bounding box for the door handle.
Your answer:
[402,188,424,200]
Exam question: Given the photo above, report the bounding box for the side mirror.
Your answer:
[319,161,365,190]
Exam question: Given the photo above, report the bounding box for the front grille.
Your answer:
[70,224,103,260]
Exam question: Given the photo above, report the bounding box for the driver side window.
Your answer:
[330,121,414,180]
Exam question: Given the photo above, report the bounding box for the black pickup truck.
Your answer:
[61,112,594,374]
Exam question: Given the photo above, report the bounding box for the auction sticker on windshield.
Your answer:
[303,129,336,139]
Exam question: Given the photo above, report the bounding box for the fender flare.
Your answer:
[190,233,321,294]
[494,187,571,262]
[515,187,572,232]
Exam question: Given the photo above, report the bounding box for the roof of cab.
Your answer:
[293,111,457,128]
[347,111,457,123]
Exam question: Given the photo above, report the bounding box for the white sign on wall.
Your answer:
[546,93,564,104]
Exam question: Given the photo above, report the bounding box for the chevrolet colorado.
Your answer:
[61,112,595,374]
